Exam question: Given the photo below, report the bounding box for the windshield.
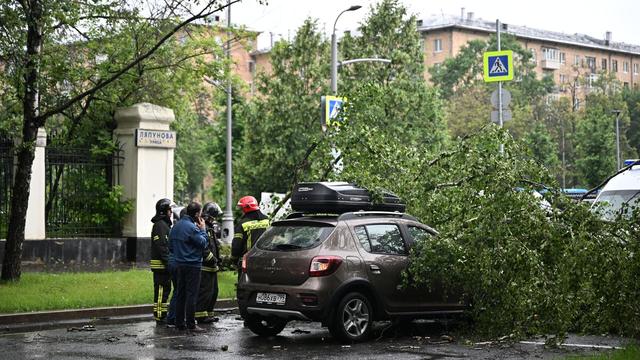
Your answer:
[592,190,640,221]
[256,224,334,251]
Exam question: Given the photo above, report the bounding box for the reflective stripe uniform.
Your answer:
[231,210,270,261]
[150,214,172,321]
[196,223,222,320]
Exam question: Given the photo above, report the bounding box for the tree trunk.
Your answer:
[1,0,43,281]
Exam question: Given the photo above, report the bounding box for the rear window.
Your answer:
[256,224,334,251]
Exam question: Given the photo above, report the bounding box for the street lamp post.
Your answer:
[221,0,234,244]
[612,109,622,170]
[331,5,362,95]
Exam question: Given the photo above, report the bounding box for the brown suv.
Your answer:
[237,211,466,342]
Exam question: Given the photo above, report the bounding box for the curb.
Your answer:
[0,299,237,333]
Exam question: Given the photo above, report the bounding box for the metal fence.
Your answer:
[0,138,13,239]
[45,147,124,238]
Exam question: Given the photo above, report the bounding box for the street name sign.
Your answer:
[483,50,514,82]
[135,129,176,148]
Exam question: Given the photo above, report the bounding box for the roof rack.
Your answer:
[285,212,341,219]
[337,211,418,222]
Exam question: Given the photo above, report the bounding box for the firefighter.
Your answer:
[194,202,222,324]
[150,198,173,323]
[231,196,270,273]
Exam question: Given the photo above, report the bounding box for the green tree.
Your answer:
[234,19,331,197]
[0,0,239,281]
[623,87,640,155]
[339,0,447,150]
[575,74,634,187]
[523,121,560,171]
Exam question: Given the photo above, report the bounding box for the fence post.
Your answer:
[24,128,46,240]
[114,103,175,242]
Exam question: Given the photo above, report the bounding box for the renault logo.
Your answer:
[271,258,277,266]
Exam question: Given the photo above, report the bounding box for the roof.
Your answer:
[417,14,640,56]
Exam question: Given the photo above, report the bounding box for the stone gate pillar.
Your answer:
[24,128,46,240]
[114,103,175,240]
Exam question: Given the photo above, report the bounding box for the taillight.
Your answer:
[242,253,248,273]
[309,256,343,277]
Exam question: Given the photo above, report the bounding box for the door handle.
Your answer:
[369,264,381,274]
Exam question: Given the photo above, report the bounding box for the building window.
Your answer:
[635,63,639,75]
[542,47,559,61]
[612,59,618,72]
[559,74,566,83]
[529,48,537,63]
[434,38,442,52]
[588,73,598,88]
[559,52,566,64]
[574,55,580,66]
[602,58,607,70]
[623,61,629,73]
[586,56,596,71]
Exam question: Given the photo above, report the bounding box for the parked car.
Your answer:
[237,182,466,342]
[592,160,640,221]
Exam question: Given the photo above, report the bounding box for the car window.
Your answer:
[354,224,406,255]
[257,225,333,251]
[408,226,433,243]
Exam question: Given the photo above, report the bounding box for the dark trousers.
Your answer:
[195,271,219,319]
[152,271,171,321]
[166,263,178,325]
[175,265,201,329]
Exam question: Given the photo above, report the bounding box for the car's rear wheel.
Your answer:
[245,315,288,337]
[329,292,372,343]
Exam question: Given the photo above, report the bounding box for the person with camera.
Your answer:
[150,198,173,323]
[169,202,209,333]
[195,202,223,324]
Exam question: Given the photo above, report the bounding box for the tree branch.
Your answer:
[36,0,241,123]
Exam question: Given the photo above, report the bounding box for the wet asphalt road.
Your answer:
[0,313,631,359]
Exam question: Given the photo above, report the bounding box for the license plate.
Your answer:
[256,292,286,305]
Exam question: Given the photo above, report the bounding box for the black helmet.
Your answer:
[203,202,222,219]
[155,198,172,215]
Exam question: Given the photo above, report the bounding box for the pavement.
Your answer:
[0,299,236,333]
[0,310,635,359]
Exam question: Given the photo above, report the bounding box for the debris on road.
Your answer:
[221,345,229,351]
[291,329,311,334]
[105,336,120,342]
[67,324,96,332]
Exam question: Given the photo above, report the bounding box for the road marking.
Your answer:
[519,341,623,350]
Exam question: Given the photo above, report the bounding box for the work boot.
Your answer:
[187,325,207,334]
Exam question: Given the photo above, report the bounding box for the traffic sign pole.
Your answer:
[497,19,504,154]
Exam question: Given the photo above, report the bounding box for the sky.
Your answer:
[226,0,639,50]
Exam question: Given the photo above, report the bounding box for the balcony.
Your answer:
[541,59,561,70]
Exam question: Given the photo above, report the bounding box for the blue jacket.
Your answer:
[169,215,208,267]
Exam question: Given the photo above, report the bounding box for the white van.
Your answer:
[591,160,640,221]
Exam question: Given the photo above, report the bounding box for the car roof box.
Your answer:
[291,182,406,213]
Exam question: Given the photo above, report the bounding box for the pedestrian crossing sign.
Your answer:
[483,50,514,82]
[321,95,347,131]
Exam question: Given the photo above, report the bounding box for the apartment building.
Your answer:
[418,11,640,103]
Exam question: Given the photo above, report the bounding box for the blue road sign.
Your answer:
[321,95,346,130]
[483,50,514,82]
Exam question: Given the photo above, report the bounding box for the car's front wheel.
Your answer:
[329,292,372,343]
[244,314,288,337]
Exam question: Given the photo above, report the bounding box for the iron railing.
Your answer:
[0,138,13,240]
[45,147,124,238]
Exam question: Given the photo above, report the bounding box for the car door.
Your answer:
[404,224,465,311]
[352,222,412,313]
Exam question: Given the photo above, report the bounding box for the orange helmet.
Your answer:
[237,196,259,213]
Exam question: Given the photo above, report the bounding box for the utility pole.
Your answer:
[613,110,622,170]
[497,19,504,154]
[221,0,234,243]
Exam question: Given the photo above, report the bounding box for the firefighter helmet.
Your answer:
[237,196,259,213]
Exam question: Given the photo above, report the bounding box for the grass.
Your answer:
[564,345,640,360]
[0,270,237,313]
